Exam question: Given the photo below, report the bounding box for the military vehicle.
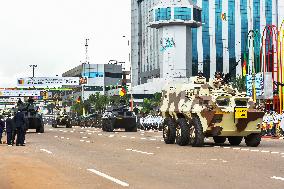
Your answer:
[160,75,264,147]
[19,98,44,133]
[52,113,72,128]
[101,105,137,132]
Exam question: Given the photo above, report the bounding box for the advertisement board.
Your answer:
[0,90,41,97]
[17,77,80,88]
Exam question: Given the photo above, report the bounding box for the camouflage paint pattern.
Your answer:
[160,76,264,137]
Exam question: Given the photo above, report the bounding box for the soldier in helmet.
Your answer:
[14,107,26,146]
[213,72,224,88]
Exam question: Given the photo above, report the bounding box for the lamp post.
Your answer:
[29,65,37,77]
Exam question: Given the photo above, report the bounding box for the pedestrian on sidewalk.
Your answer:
[0,115,5,144]
[5,114,15,146]
[14,108,26,146]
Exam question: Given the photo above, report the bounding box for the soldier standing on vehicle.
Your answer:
[14,108,26,146]
[6,114,15,146]
[0,115,4,144]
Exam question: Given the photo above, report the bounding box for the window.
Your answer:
[174,7,191,20]
[193,8,201,22]
[155,7,171,21]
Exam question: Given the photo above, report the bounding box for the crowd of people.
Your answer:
[139,115,164,130]
[262,111,284,137]
[0,102,27,146]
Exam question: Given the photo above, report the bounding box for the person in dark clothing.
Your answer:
[0,116,5,144]
[14,109,26,146]
[6,114,15,146]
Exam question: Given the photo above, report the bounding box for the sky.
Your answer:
[0,0,131,87]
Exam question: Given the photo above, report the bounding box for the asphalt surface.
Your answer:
[0,125,284,189]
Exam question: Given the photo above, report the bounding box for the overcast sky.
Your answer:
[0,0,131,87]
[0,1,284,88]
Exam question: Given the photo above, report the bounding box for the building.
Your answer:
[131,0,279,86]
[62,63,122,100]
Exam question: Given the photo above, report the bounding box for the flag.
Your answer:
[18,79,24,85]
[221,13,227,21]
[243,53,247,77]
[77,96,82,103]
[119,87,127,97]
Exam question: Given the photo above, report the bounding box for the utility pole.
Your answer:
[29,65,37,77]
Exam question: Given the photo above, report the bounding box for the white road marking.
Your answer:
[63,131,67,133]
[86,141,91,143]
[122,136,127,138]
[98,134,103,136]
[222,160,228,163]
[87,169,129,187]
[80,140,85,142]
[214,146,221,148]
[210,159,218,161]
[150,139,156,141]
[66,138,70,140]
[37,133,42,135]
[250,150,259,152]
[40,149,53,154]
[59,130,63,132]
[61,137,64,139]
[241,149,249,151]
[261,150,270,153]
[80,132,84,134]
[160,139,164,142]
[70,131,74,133]
[271,176,284,181]
[156,147,160,149]
[271,152,279,154]
[49,129,53,131]
[280,153,284,155]
[223,147,231,149]
[109,135,114,138]
[140,138,146,140]
[130,137,135,139]
[54,136,58,138]
[82,137,88,139]
[88,133,92,135]
[126,149,154,155]
[140,134,144,136]
[233,148,240,150]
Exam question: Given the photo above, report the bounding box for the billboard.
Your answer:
[0,90,41,97]
[17,77,80,88]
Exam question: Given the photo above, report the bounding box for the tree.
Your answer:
[232,75,246,92]
[140,92,162,115]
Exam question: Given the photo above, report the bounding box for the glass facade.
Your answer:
[174,7,192,20]
[155,7,171,21]
[228,0,236,75]
[192,0,198,76]
[265,0,272,25]
[202,0,210,78]
[215,0,223,72]
[253,0,260,32]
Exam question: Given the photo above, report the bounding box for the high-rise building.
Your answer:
[131,0,279,86]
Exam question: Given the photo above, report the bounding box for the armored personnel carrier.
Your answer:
[19,98,44,133]
[52,113,72,128]
[160,75,264,147]
[101,105,137,132]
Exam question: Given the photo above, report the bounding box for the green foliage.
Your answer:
[140,92,162,115]
[232,75,246,92]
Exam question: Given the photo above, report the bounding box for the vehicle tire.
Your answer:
[104,119,114,132]
[163,118,176,144]
[39,125,44,133]
[228,136,243,146]
[213,136,226,144]
[126,126,137,132]
[66,122,72,128]
[190,115,204,147]
[245,133,261,147]
[176,118,190,146]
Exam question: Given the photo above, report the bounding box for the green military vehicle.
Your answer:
[52,113,72,128]
[160,75,264,147]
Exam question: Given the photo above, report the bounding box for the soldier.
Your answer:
[14,108,26,146]
[6,114,15,146]
[0,115,4,144]
[213,72,224,88]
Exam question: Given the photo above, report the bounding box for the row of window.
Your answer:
[155,7,199,22]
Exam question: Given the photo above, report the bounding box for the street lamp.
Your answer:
[29,65,37,77]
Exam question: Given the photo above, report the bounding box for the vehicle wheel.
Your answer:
[39,126,44,133]
[126,126,137,132]
[176,118,190,146]
[245,133,261,147]
[104,119,114,132]
[163,118,176,144]
[213,136,226,144]
[228,136,243,146]
[189,115,204,147]
[66,122,72,128]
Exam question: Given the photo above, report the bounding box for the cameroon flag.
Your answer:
[119,87,127,97]
[243,53,247,77]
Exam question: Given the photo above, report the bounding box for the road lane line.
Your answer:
[86,141,90,143]
[122,136,127,138]
[271,176,284,181]
[140,138,146,140]
[87,169,129,187]
[214,146,220,148]
[150,139,156,141]
[61,137,64,139]
[241,149,249,151]
[98,134,103,136]
[54,136,58,138]
[271,152,279,154]
[40,149,53,154]
[130,137,135,139]
[250,150,259,152]
[261,150,270,153]
[233,148,240,150]
[223,147,231,149]
[82,137,88,139]
[80,140,85,142]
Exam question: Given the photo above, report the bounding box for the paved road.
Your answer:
[0,125,284,189]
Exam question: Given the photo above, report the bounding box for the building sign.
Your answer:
[17,77,80,88]
[0,90,41,97]
[160,37,175,52]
